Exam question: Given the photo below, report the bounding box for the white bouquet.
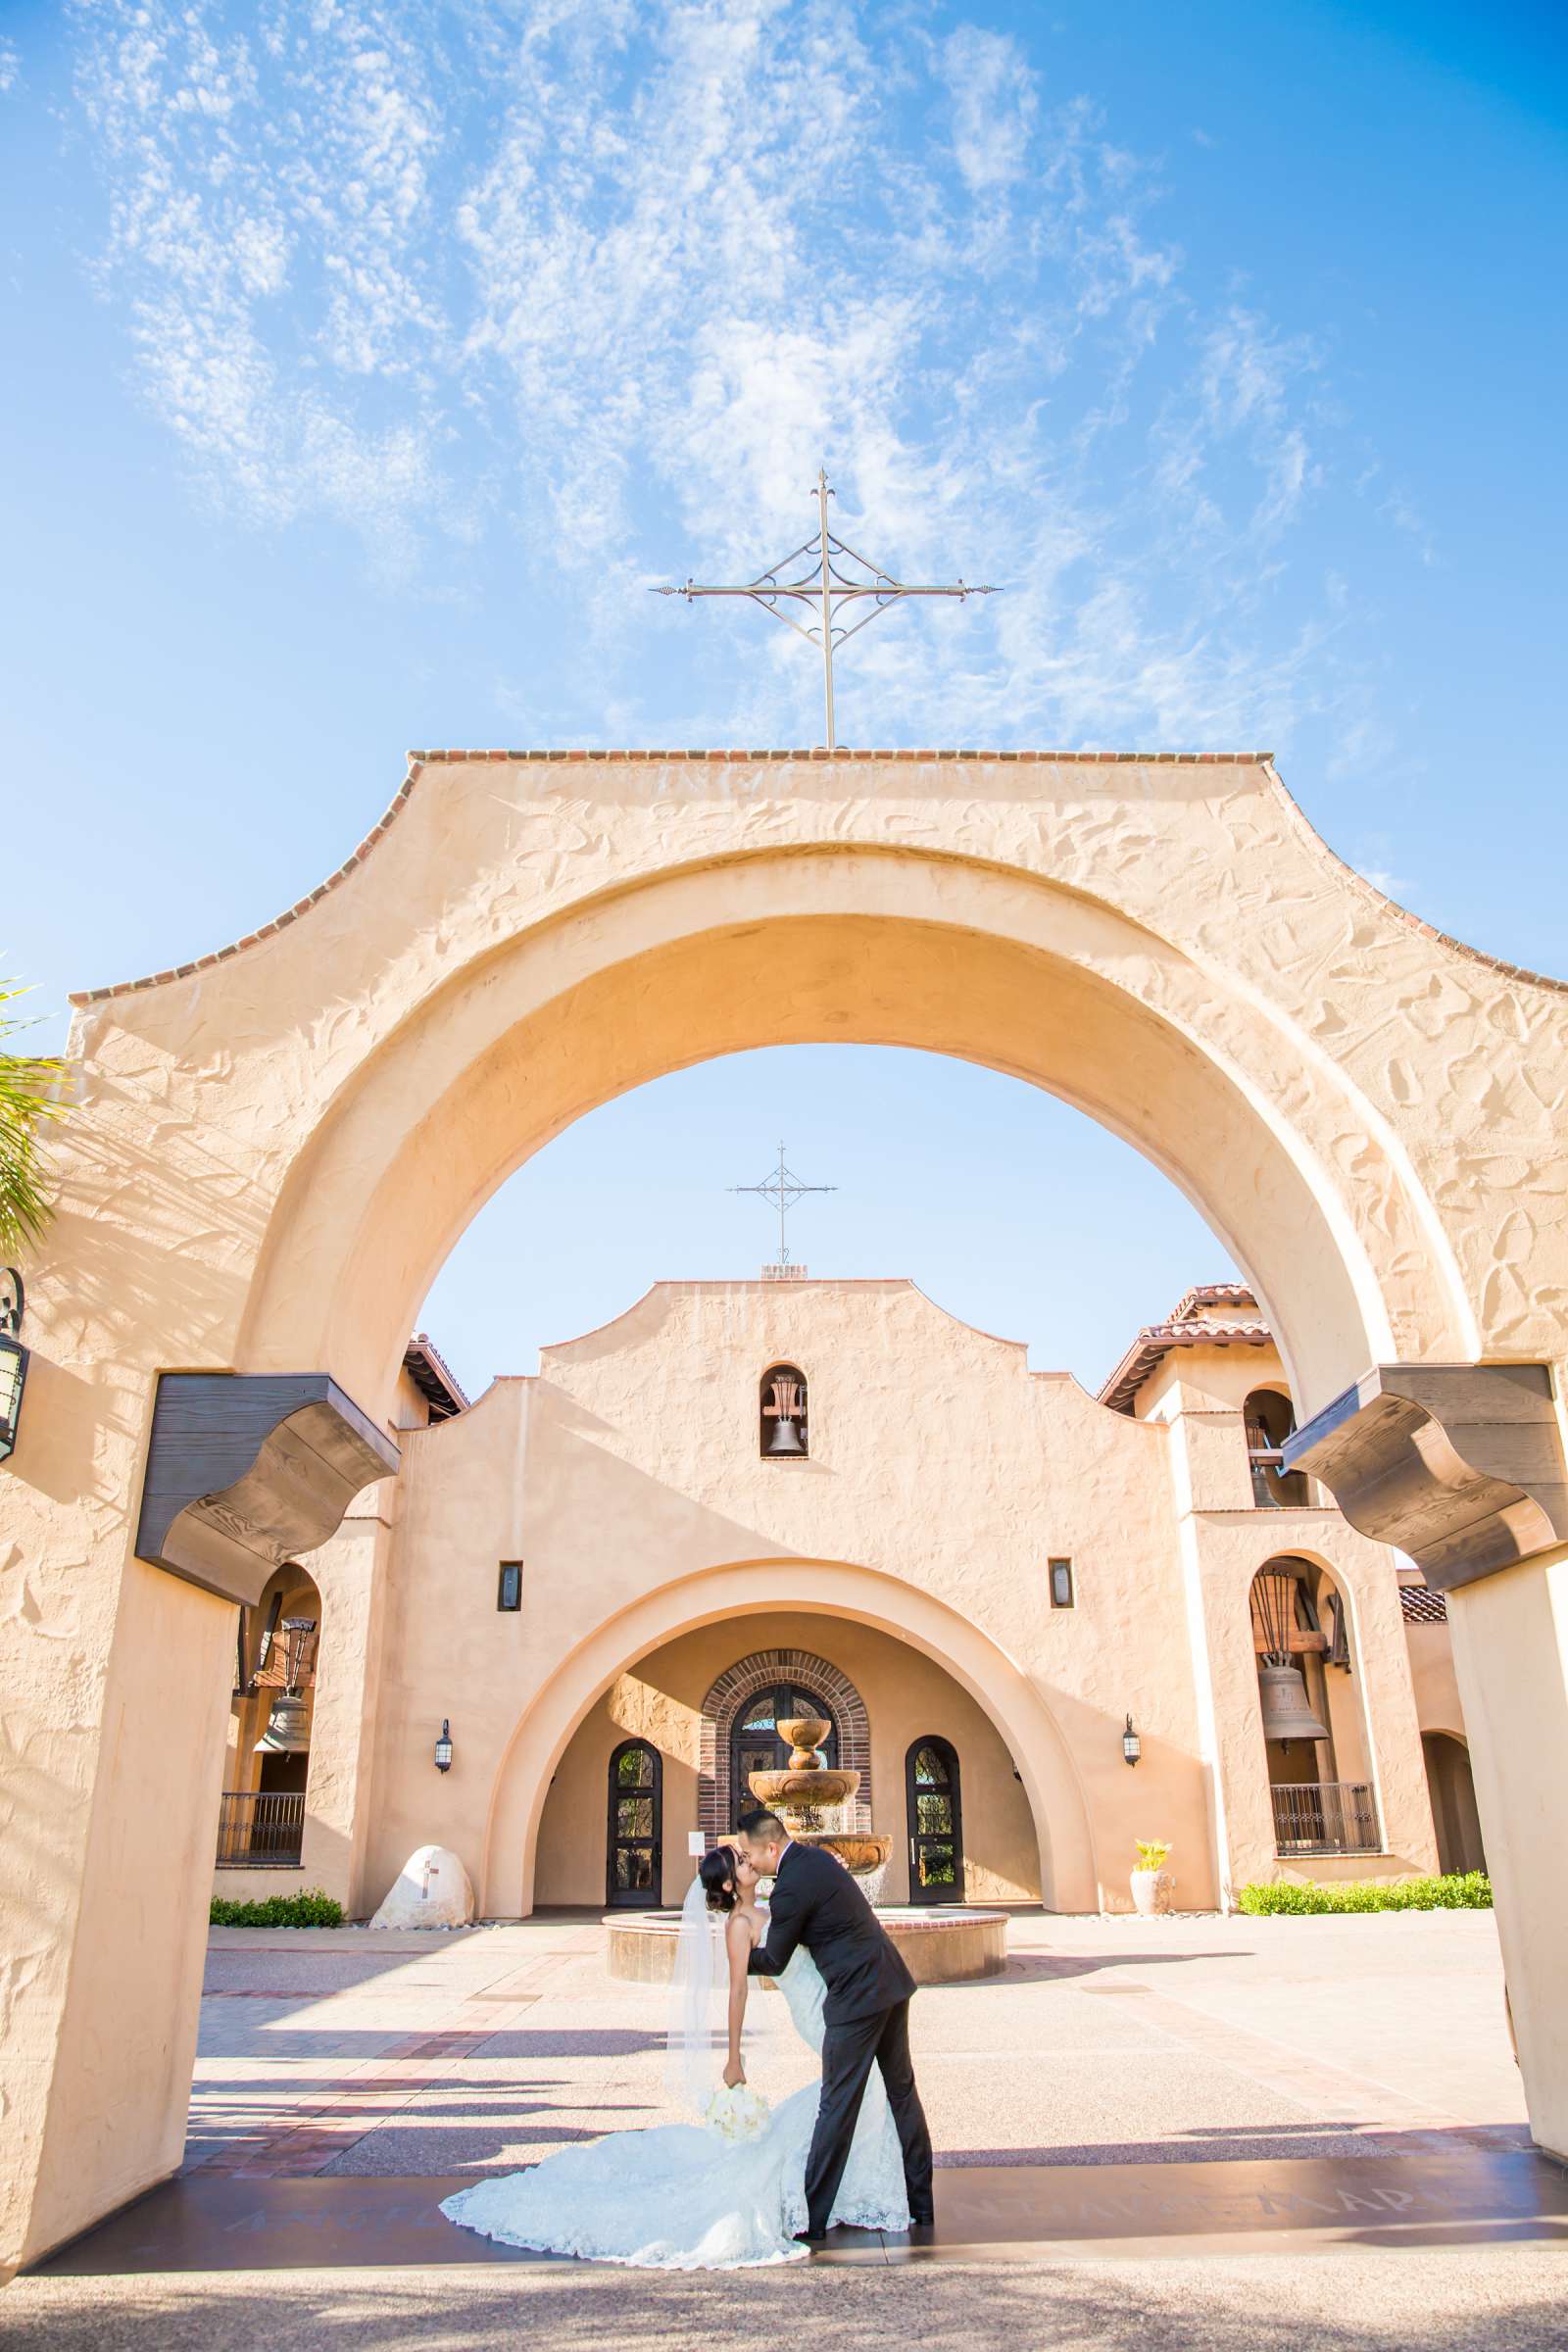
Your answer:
[705,2082,771,2142]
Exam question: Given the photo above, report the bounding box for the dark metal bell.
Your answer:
[255,1689,311,1754]
[1257,1663,1329,1746]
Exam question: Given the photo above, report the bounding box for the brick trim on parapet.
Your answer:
[70,748,1567,1004]
[699,1647,872,1846]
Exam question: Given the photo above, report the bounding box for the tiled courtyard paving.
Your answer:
[10,1907,1567,2348]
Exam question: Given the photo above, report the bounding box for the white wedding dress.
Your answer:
[440,1942,910,2268]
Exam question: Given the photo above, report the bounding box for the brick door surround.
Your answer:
[699,1648,872,1843]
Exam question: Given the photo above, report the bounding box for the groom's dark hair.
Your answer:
[738,1808,787,1842]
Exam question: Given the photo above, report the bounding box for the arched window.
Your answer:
[219,1564,319,1869]
[607,1740,662,1907]
[1244,1389,1308,1507]
[906,1738,963,1904]
[732,1685,839,1814]
[1251,1559,1378,1857]
[760,1363,808,1457]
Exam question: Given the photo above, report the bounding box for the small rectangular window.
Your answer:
[498,1561,523,1612]
[1049,1558,1074,1609]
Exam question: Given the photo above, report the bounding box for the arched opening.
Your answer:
[513,1567,1093,1914]
[24,758,1535,2272]
[240,859,1468,1425]
[219,1563,320,1871]
[701,1648,868,1839]
[1423,1732,1487,1877]
[538,1617,1024,1910]
[906,1737,963,1904]
[606,1739,662,1907]
[760,1362,809,1457]
[1243,1388,1309,1509]
[1250,1556,1379,1857]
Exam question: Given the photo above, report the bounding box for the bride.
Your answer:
[440,1841,910,2268]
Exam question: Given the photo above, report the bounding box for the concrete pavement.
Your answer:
[9,1907,1565,2347]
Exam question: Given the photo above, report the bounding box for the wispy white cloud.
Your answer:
[940,24,1038,193]
[68,0,1406,750]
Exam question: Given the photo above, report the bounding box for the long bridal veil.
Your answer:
[663,1877,724,2115]
[662,1872,785,2116]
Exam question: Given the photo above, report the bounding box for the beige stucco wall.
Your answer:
[1405,1613,1468,1740]
[534,1613,1040,1908]
[1136,1342,1436,1897]
[9,746,1568,2267]
[337,1281,1439,1928]
[354,1280,1214,1919]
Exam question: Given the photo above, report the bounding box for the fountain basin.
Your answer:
[605,1905,1009,1985]
[746,1767,860,1814]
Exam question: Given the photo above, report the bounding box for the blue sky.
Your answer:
[4,2,1564,1393]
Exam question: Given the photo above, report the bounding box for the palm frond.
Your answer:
[0,978,70,1258]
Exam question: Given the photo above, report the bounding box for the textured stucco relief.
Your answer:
[50,754,1568,1403]
[229,856,1457,1410]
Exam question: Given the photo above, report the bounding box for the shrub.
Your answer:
[210,1887,343,1929]
[1236,1871,1492,1916]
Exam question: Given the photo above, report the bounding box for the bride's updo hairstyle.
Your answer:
[699,1845,739,1914]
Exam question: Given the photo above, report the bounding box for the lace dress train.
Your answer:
[440,1946,910,2269]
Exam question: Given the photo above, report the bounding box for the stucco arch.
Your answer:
[18,749,1568,2269]
[234,845,1473,1423]
[480,1558,1099,1916]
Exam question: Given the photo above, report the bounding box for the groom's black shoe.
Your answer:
[793,2229,827,2246]
[906,2206,935,2228]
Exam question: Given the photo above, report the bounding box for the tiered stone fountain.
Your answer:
[605,1713,1008,1985]
[744,1714,892,1904]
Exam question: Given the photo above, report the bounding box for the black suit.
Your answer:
[748,1842,933,2234]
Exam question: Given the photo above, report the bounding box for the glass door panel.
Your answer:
[906,1738,962,1904]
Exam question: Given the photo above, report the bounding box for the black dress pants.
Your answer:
[804,1997,934,2234]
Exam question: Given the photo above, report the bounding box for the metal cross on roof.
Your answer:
[730,1142,836,1273]
[656,468,996,750]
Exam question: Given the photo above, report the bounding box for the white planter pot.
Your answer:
[1130,1868,1174,1917]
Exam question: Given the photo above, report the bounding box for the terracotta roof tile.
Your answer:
[1098,1306,1272,1416]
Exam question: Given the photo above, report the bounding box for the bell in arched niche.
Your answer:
[254,1615,318,1755]
[760,1365,808,1456]
[1250,1567,1329,1747]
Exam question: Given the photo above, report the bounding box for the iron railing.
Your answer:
[217,1789,305,1868]
[1271,1781,1379,1855]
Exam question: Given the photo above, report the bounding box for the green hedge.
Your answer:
[1237,1871,1492,1916]
[209,1887,343,1929]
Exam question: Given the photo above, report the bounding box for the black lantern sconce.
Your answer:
[0,1268,27,1465]
[1122,1713,1142,1767]
[434,1719,454,1774]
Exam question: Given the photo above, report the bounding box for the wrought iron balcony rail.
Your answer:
[216,1789,305,1868]
[1271,1780,1379,1855]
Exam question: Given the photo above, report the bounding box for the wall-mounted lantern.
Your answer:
[1122,1714,1142,1767]
[0,1268,28,1465]
[434,1719,454,1774]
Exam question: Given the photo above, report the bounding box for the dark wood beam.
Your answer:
[136,1374,400,1606]
[1283,1363,1568,1592]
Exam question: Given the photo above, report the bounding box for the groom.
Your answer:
[739,1807,935,2242]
